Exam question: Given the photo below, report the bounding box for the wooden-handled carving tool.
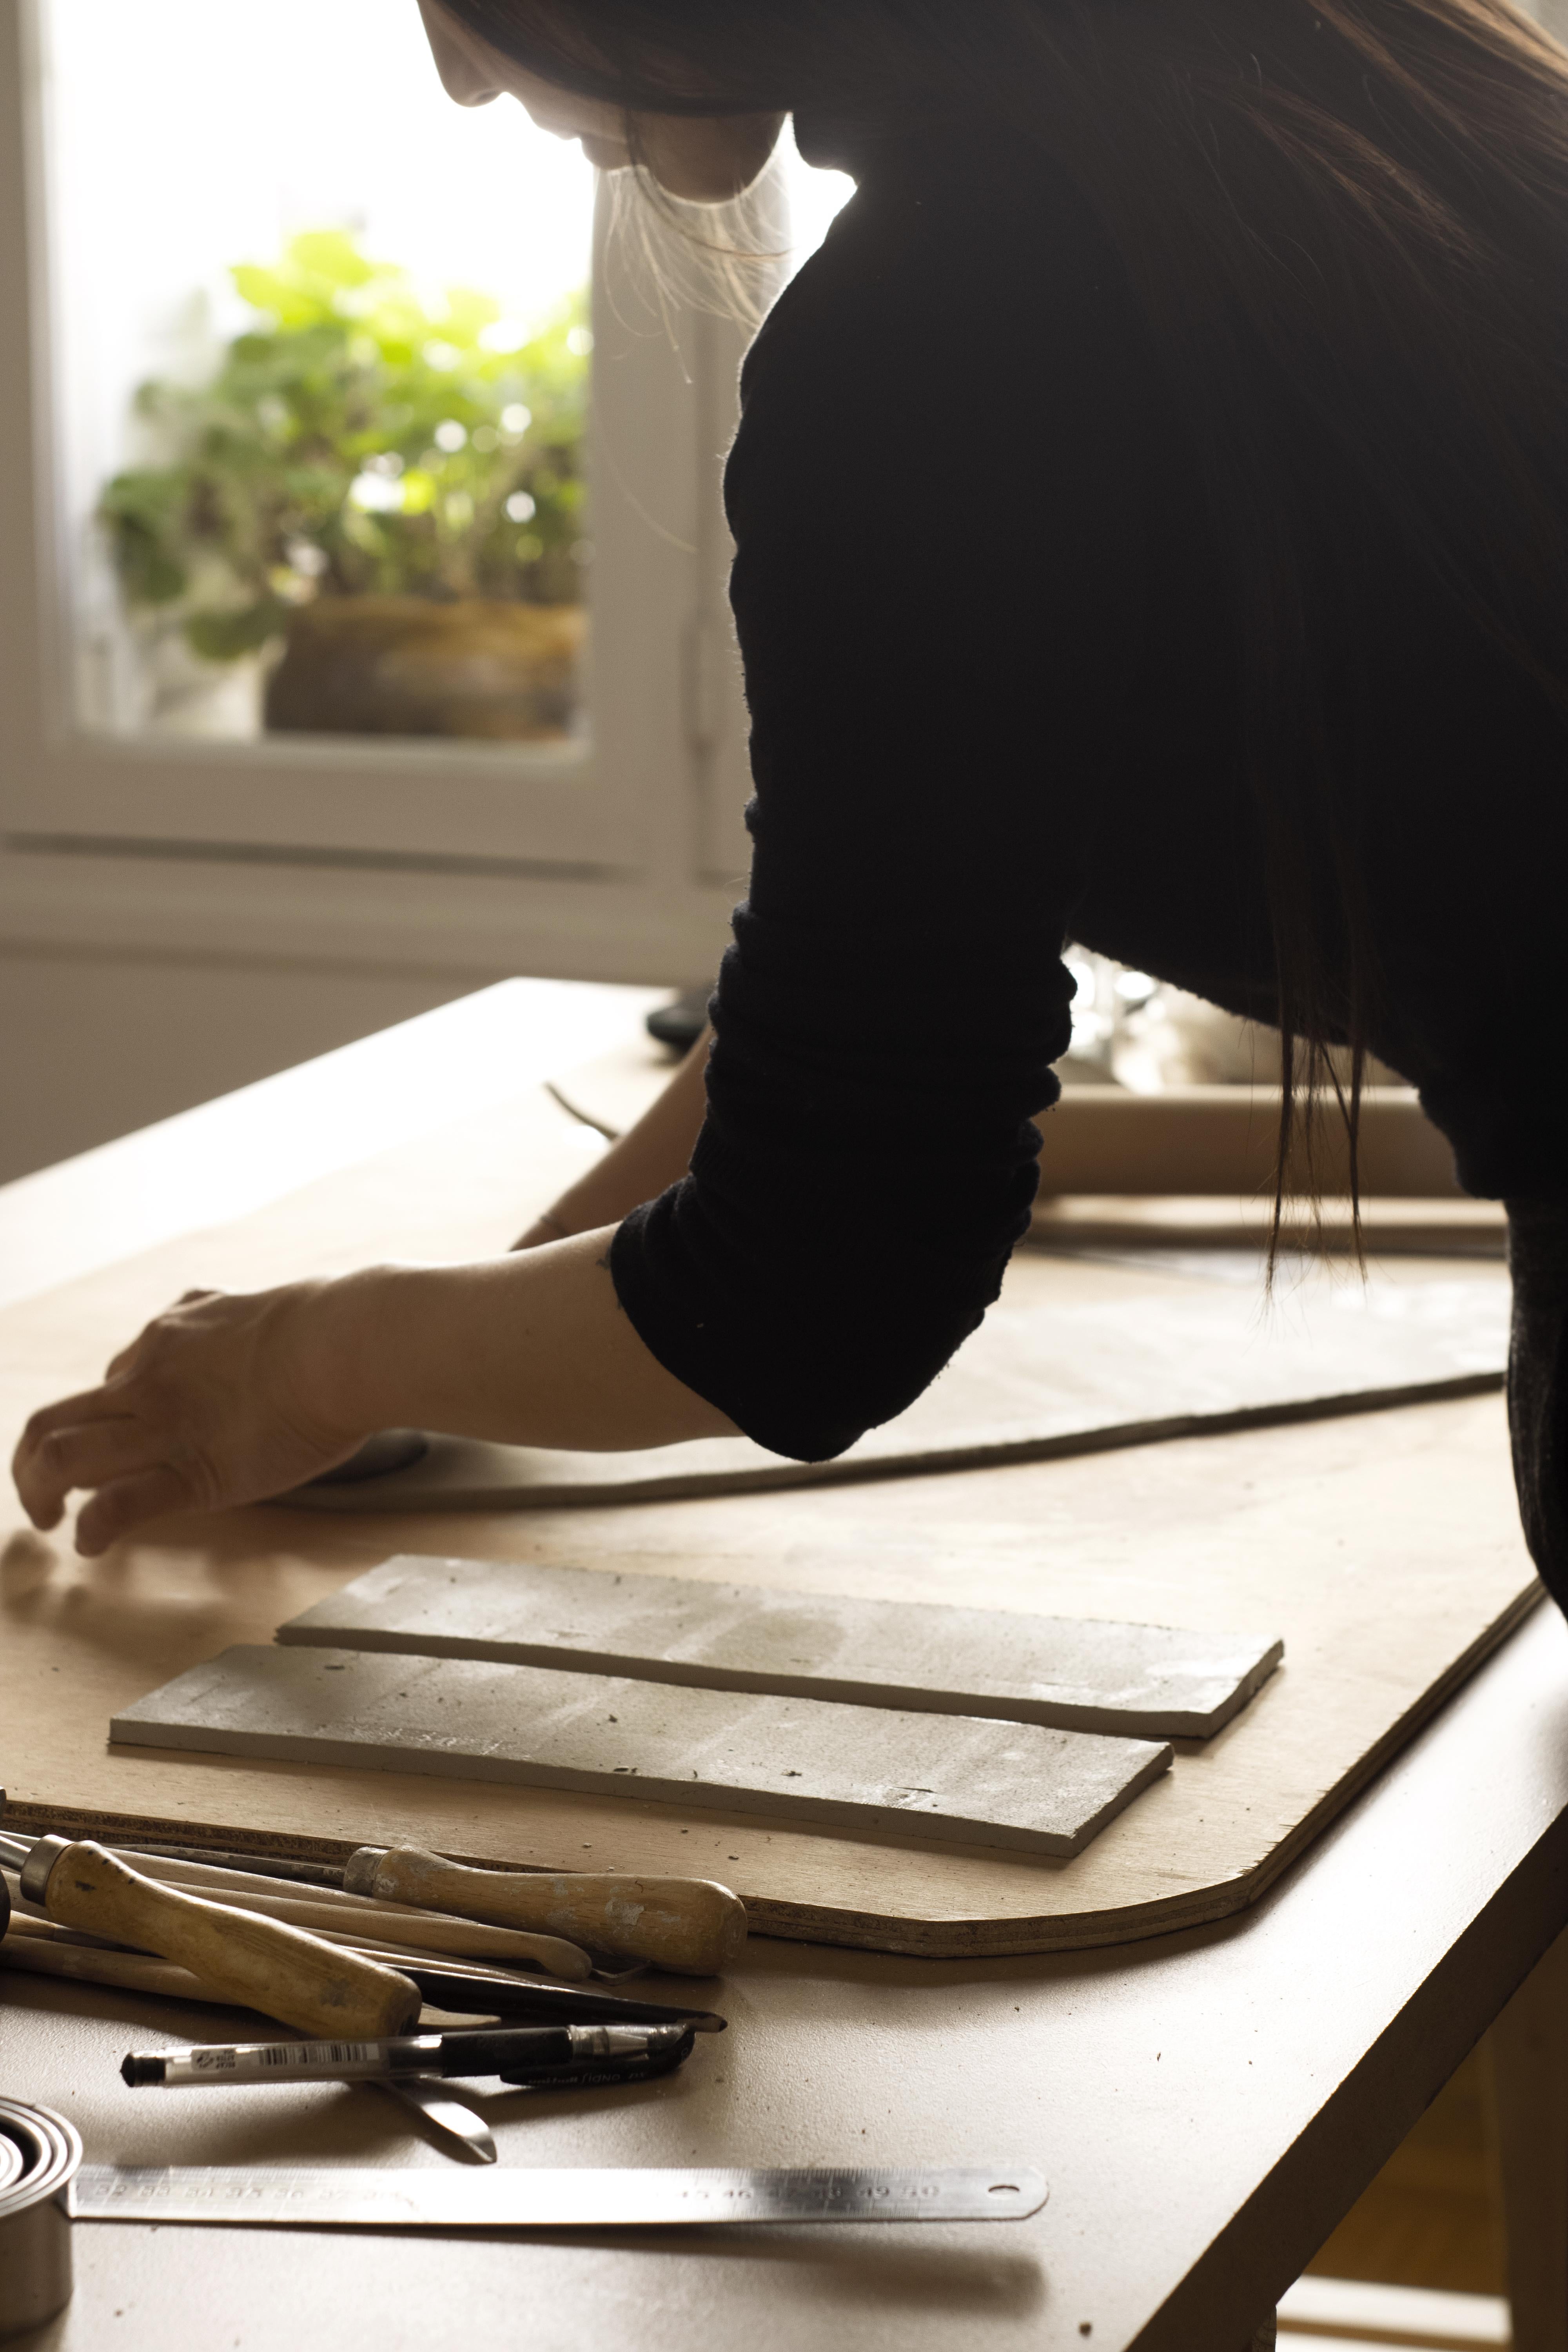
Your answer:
[100,1869,594,1980]
[0,1927,707,2038]
[1,1823,744,1974]
[18,1838,421,2038]
[342,1846,747,1976]
[2,1910,728,2031]
[3,1836,592,1979]
[1,1926,255,2007]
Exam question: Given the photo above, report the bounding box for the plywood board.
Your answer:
[0,1047,1539,1959]
[279,1552,1281,1737]
[283,1252,1508,1512]
[113,1645,1172,1858]
[0,1393,1538,1960]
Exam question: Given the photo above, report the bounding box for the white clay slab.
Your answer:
[111,1646,1173,1858]
[276,1255,1508,1514]
[278,1555,1281,1739]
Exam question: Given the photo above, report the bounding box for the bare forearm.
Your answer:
[14,1032,733,1556]
[15,1225,735,1553]
[520,1029,711,1246]
[314,1230,734,1452]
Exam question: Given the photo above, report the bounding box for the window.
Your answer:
[49,5,596,753]
[0,2,851,947]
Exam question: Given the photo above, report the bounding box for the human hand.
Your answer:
[12,1280,365,1555]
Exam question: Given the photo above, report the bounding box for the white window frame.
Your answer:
[0,0,756,971]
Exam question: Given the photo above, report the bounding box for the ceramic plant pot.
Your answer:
[263,595,585,740]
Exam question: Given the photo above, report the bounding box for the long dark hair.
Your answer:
[447,0,1568,1232]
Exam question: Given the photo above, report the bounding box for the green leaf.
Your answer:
[98,227,589,639]
[183,600,288,661]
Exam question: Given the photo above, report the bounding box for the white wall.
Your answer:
[0,938,477,1182]
[0,826,733,1185]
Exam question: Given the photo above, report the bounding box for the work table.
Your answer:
[3,980,1565,2352]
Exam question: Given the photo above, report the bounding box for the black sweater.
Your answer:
[610,127,1568,1467]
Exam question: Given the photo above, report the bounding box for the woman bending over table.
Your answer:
[15,0,1568,1606]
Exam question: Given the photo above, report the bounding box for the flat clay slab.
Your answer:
[279,1553,1282,1739]
[112,1646,1173,1858]
[281,1253,1508,1513]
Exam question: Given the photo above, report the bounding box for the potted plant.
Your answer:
[98,230,589,739]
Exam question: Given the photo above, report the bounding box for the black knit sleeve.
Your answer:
[610,153,1151,1460]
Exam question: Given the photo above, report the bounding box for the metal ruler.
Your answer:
[74,2163,1047,2230]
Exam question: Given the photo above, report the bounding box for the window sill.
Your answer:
[0,835,741,985]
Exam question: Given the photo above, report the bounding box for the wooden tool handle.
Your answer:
[1,1929,233,2008]
[39,1842,420,2036]
[110,1866,592,1980]
[352,1846,747,1976]
[187,1887,592,1980]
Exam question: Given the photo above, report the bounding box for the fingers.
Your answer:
[13,1276,352,1551]
[15,1403,207,1550]
[15,1416,162,1529]
[21,1292,233,1523]
[12,1332,209,1533]
[16,1384,120,1442]
[12,1389,125,1528]
[75,1466,196,1558]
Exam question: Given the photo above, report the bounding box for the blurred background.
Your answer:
[0,0,1559,1191]
[0,0,852,1181]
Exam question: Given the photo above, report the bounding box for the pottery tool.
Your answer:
[122,2020,696,2089]
[1,1915,726,2032]
[343,1845,746,1977]
[15,1837,420,2040]
[72,2163,1049,2230]
[4,1858,597,1988]
[89,1872,591,1978]
[123,1844,347,1887]
[2,1835,592,1978]
[170,1913,593,1982]
[4,1824,737,1977]
[382,2078,495,2164]
[0,2099,81,2341]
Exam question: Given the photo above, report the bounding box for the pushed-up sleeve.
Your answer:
[610,160,1149,1460]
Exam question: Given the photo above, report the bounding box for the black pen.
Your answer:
[122,2022,694,2090]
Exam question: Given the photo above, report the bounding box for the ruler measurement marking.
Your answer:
[75,2165,1046,2229]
